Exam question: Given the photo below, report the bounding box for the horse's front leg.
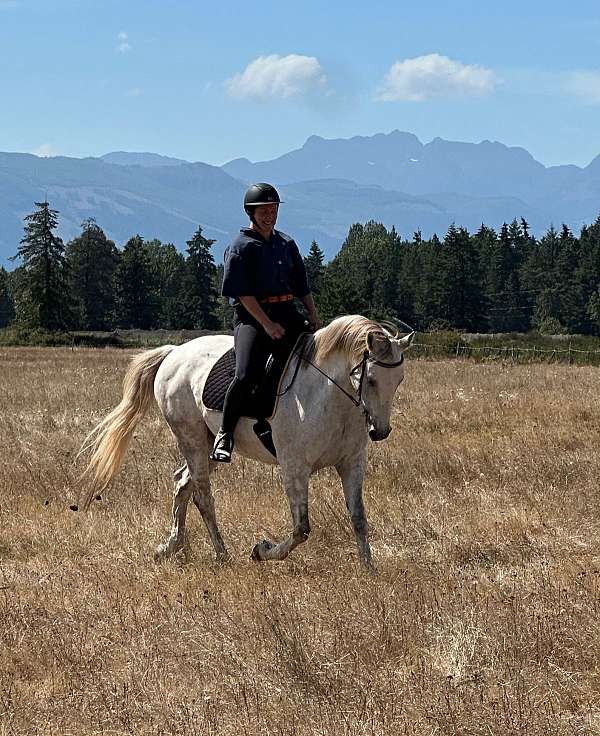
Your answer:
[251,467,310,562]
[336,451,373,568]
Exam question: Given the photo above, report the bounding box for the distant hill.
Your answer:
[222,130,600,214]
[100,151,188,167]
[222,130,600,205]
[0,153,243,266]
[1,131,598,266]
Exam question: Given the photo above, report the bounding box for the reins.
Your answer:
[278,334,405,407]
[299,350,369,407]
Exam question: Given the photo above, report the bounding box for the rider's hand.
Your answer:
[265,321,286,340]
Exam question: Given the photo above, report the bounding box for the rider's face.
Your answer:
[252,203,279,233]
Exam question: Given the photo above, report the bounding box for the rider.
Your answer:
[210,182,321,462]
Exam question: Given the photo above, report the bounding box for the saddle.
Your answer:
[202,334,309,456]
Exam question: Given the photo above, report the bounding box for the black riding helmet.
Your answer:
[244,183,282,222]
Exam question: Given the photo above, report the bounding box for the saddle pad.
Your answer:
[201,334,308,419]
[202,348,236,412]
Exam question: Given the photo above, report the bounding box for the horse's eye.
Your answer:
[367,378,376,387]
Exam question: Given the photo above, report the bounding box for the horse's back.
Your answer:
[154,334,234,415]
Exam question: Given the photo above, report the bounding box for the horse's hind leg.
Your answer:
[155,422,228,562]
[154,462,194,561]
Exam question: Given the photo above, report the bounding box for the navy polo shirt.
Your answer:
[222,228,310,302]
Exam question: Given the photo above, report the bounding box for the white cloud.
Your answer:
[564,70,600,105]
[117,31,131,54]
[31,143,60,158]
[0,1,20,8]
[225,54,327,101]
[126,87,143,97]
[377,53,497,102]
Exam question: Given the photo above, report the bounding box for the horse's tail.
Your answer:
[79,345,175,509]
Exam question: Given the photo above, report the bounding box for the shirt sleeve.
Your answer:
[221,243,255,298]
[289,240,310,298]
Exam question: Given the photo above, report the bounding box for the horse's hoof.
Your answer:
[154,546,167,562]
[251,539,274,562]
[154,543,175,562]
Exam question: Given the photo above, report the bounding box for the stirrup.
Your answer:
[209,430,234,463]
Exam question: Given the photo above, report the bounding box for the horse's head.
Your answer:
[351,328,414,441]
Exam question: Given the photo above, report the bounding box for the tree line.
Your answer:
[309,216,600,335]
[1,200,600,335]
[0,202,224,332]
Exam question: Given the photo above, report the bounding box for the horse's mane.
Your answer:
[304,315,395,365]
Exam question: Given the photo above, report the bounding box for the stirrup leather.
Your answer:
[209,431,234,462]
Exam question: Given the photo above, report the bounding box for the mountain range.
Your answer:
[1,130,598,266]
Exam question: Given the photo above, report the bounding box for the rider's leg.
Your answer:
[210,323,268,461]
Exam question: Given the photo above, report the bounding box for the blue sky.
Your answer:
[1,0,599,167]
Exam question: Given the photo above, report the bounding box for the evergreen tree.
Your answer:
[413,235,444,329]
[0,266,15,327]
[10,200,74,330]
[65,218,119,330]
[578,216,600,334]
[436,224,484,330]
[214,263,234,330]
[115,235,155,329]
[587,284,600,335]
[330,222,369,307]
[144,239,187,328]
[317,221,406,322]
[396,236,421,327]
[318,262,365,323]
[554,224,583,331]
[178,226,219,329]
[303,240,325,295]
[368,224,403,320]
[521,224,584,332]
[484,221,526,331]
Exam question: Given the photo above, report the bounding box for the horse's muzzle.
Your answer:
[368,425,392,442]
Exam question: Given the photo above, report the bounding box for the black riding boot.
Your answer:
[210,378,245,462]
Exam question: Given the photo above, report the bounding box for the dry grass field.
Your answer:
[0,346,599,735]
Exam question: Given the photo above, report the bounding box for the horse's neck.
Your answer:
[294,353,356,408]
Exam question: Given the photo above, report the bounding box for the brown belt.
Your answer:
[259,294,294,304]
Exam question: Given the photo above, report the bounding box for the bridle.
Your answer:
[289,346,404,408]
[346,349,405,407]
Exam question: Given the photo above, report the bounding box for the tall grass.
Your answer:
[0,347,599,734]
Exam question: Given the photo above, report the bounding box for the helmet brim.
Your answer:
[245,200,284,206]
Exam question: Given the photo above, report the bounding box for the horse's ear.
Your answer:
[367,331,391,355]
[397,331,415,350]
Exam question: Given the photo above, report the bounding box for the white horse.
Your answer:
[81,315,414,566]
